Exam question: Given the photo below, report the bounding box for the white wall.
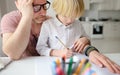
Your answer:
[0,0,7,56]
[6,0,17,12]
[0,6,2,56]
[0,7,1,20]
[99,10,120,19]
[83,4,120,19]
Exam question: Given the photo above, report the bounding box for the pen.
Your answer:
[0,60,12,71]
[62,55,66,74]
[55,36,68,49]
[67,57,73,75]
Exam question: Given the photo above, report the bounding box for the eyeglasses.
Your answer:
[33,1,50,12]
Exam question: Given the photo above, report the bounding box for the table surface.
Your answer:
[0,53,120,75]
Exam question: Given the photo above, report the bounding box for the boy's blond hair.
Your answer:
[52,0,84,18]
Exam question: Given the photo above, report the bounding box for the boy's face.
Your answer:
[58,15,75,25]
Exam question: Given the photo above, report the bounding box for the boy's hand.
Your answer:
[15,0,34,17]
[58,48,73,58]
[50,48,73,58]
[73,37,90,53]
[64,48,73,58]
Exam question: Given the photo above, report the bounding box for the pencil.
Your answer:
[55,36,68,49]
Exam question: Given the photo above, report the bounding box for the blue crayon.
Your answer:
[51,61,57,75]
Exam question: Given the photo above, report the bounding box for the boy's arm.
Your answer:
[36,22,52,56]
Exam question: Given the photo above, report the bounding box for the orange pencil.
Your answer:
[73,59,86,75]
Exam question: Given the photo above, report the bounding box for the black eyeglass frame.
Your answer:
[33,1,51,12]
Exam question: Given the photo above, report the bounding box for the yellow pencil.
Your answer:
[55,36,68,49]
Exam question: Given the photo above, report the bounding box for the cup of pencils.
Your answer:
[51,56,97,75]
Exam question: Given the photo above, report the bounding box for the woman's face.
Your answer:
[32,0,47,24]
[58,15,75,26]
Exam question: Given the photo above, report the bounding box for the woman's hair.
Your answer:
[52,0,84,18]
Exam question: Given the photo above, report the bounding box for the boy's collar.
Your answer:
[54,15,63,27]
[54,15,73,28]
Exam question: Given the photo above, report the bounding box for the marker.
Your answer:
[80,59,89,73]
[62,55,66,74]
[55,36,68,49]
[56,58,61,67]
[73,59,86,75]
[56,66,65,75]
[82,62,91,74]
[72,60,81,73]
[51,61,57,75]
[67,57,73,75]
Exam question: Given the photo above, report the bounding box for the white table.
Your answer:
[0,53,120,75]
